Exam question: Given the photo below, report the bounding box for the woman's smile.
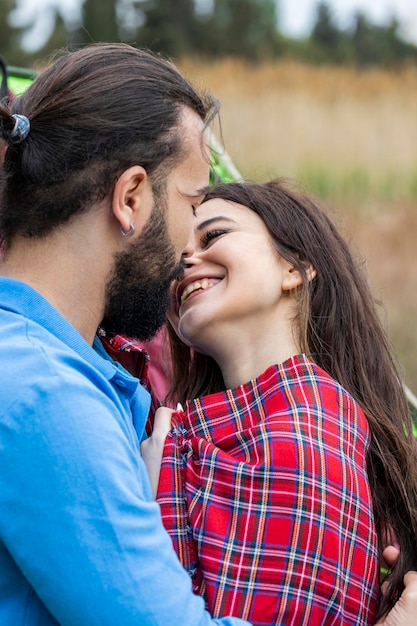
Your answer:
[170,197,296,360]
[179,277,222,306]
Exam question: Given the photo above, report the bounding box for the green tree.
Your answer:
[309,1,351,64]
[0,0,80,67]
[351,12,417,67]
[197,0,280,60]
[2,0,417,70]
[35,12,73,61]
[0,0,32,66]
[137,0,197,56]
[75,0,119,45]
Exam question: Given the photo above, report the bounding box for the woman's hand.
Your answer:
[141,407,174,498]
[375,541,417,625]
[382,543,400,571]
[375,571,417,625]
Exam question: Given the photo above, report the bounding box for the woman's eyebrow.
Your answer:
[178,186,209,199]
[196,216,235,232]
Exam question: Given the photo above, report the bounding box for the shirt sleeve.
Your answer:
[0,359,249,626]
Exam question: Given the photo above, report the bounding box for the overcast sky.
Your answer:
[13,0,417,52]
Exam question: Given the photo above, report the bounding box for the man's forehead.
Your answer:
[179,109,211,155]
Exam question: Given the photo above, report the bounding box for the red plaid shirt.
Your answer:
[157,354,379,625]
[98,332,160,420]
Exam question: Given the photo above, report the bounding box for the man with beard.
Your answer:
[0,44,248,626]
[1,44,416,626]
[102,189,178,341]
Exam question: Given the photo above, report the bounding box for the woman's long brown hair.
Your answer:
[167,178,417,619]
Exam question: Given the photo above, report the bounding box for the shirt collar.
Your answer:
[0,277,118,380]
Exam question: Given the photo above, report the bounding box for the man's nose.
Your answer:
[181,232,197,268]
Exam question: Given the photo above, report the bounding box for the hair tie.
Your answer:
[9,113,31,144]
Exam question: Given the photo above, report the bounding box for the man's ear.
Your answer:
[112,166,152,235]
[281,260,317,291]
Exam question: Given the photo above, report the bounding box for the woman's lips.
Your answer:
[181,278,216,303]
[177,276,223,312]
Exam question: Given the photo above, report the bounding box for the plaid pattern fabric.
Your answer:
[99,332,160,421]
[99,332,151,386]
[157,354,379,625]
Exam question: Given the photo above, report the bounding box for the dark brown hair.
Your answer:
[168,178,417,618]
[0,43,219,245]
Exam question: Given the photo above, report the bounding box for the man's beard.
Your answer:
[101,197,183,341]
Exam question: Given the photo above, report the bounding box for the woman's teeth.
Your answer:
[181,279,213,304]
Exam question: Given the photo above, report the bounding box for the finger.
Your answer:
[382,545,401,567]
[403,570,417,591]
[153,406,174,439]
[375,571,417,625]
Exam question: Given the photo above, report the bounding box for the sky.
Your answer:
[12,0,417,52]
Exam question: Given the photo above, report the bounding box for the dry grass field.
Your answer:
[180,58,417,393]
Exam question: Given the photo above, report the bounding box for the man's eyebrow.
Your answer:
[196,216,235,232]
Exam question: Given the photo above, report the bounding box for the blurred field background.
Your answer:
[2,0,417,393]
[180,58,417,392]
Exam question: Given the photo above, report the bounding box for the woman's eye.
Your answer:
[201,229,227,249]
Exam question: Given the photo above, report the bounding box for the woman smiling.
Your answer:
[143,179,417,625]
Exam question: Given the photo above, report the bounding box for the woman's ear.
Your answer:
[281,260,317,291]
[112,165,152,235]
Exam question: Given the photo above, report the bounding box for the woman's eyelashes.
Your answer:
[200,228,230,249]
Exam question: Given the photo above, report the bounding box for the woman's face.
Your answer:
[168,197,295,354]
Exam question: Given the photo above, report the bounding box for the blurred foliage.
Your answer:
[0,0,27,65]
[298,165,417,209]
[78,0,119,44]
[1,0,417,69]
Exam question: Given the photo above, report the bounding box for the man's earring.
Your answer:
[120,224,135,238]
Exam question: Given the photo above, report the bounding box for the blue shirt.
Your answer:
[0,277,249,626]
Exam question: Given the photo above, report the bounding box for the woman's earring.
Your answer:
[120,223,135,238]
